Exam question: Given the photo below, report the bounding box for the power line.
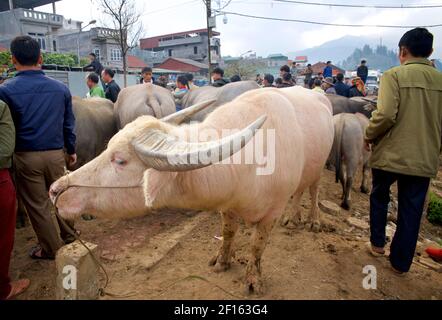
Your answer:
[273,0,442,9]
[216,10,442,28]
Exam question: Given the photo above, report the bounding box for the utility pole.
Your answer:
[205,0,212,83]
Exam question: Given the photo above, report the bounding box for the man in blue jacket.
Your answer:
[323,61,333,78]
[0,36,77,260]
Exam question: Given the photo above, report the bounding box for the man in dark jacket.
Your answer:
[334,73,350,97]
[102,68,121,103]
[357,60,369,83]
[83,52,103,76]
[0,36,77,260]
[84,53,104,88]
[211,67,230,87]
[277,72,294,88]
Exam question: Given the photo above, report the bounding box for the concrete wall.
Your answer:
[44,70,140,97]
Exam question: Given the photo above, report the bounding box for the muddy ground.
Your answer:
[10,168,442,300]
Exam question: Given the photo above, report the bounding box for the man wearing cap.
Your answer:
[322,77,336,94]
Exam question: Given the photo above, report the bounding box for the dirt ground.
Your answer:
[10,168,442,300]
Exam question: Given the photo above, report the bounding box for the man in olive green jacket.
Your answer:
[365,28,442,274]
[0,100,30,299]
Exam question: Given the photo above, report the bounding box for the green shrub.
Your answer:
[427,191,442,225]
[0,51,12,67]
[42,52,76,67]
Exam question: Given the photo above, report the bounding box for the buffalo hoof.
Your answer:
[244,275,264,296]
[279,214,290,227]
[360,186,369,194]
[340,201,351,211]
[208,254,231,272]
[307,221,321,233]
[280,213,302,229]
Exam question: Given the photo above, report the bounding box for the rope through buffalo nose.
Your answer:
[51,172,141,298]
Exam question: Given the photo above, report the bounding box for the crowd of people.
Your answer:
[0,27,441,300]
[251,59,370,98]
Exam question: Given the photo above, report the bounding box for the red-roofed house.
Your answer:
[157,57,208,76]
[311,62,345,77]
[127,55,147,71]
[0,45,7,52]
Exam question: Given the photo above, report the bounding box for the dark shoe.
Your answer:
[390,264,406,277]
[29,245,54,260]
[366,242,385,257]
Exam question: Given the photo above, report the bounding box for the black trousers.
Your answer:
[370,168,430,272]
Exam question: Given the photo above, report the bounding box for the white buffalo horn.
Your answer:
[161,99,216,125]
[132,114,267,171]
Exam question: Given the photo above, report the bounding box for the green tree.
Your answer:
[224,59,265,80]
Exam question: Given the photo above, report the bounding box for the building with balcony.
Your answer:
[139,28,221,66]
[57,27,123,69]
[0,1,126,69]
[0,0,81,52]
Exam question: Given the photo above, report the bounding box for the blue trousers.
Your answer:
[370,169,430,272]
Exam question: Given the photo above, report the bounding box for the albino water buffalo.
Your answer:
[181,80,260,121]
[49,86,333,294]
[71,97,118,170]
[326,94,376,118]
[114,83,176,129]
[329,113,370,210]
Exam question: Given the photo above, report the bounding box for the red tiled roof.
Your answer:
[0,45,7,52]
[157,57,208,72]
[127,55,147,69]
[140,28,220,50]
[311,62,345,76]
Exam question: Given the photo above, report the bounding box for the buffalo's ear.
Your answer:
[143,169,177,207]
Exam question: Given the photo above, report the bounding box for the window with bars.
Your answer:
[28,33,46,51]
[110,48,122,61]
[93,48,101,61]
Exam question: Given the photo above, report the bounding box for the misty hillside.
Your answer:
[288,35,396,65]
[340,44,399,71]
[290,34,441,63]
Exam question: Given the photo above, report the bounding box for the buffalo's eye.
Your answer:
[112,157,127,166]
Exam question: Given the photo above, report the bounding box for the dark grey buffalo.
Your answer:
[114,83,176,129]
[329,113,371,210]
[17,97,118,226]
[70,97,118,170]
[181,80,260,121]
[326,94,376,118]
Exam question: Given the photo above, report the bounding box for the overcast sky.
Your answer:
[37,0,442,59]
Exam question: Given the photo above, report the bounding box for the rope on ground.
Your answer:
[156,274,244,299]
[54,194,138,298]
